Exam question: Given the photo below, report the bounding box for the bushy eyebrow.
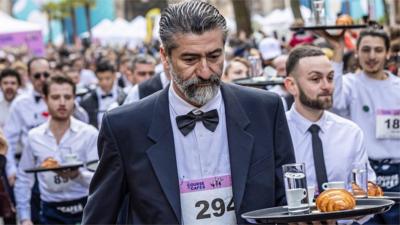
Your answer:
[180,48,223,57]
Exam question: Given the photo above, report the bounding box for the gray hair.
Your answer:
[159,0,228,55]
[130,54,156,72]
[286,45,325,76]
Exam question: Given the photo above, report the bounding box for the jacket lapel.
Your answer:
[146,86,182,224]
[221,84,254,213]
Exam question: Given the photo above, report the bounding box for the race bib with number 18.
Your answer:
[376,109,400,139]
[180,175,236,225]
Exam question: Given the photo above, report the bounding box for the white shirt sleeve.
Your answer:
[14,138,35,221]
[123,84,140,105]
[3,102,23,177]
[352,126,376,182]
[332,62,353,115]
[72,128,98,188]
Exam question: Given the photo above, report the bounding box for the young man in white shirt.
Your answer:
[284,45,375,200]
[15,75,98,225]
[319,28,400,225]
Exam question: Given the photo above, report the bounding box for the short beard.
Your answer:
[298,86,332,110]
[170,67,221,106]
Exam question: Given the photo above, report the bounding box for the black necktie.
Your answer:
[101,93,113,99]
[34,95,41,103]
[176,109,219,136]
[308,124,328,193]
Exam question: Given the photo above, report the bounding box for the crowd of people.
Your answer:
[0,0,399,224]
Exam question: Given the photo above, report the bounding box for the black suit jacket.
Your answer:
[79,88,126,128]
[82,83,295,224]
[138,73,163,99]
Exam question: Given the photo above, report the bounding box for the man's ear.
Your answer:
[160,47,170,72]
[284,76,297,96]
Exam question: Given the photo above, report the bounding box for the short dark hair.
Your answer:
[159,0,228,55]
[131,54,156,72]
[286,45,325,76]
[95,60,115,74]
[27,57,49,76]
[356,28,390,51]
[0,68,21,86]
[42,74,76,97]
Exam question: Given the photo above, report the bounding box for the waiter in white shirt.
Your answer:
[15,75,98,225]
[4,58,50,183]
[284,45,375,195]
[317,28,400,225]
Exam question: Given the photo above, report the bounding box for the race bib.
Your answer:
[180,175,236,225]
[376,109,400,139]
[41,172,72,192]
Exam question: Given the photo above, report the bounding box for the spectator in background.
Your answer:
[11,61,32,95]
[71,56,97,87]
[129,54,156,86]
[269,55,293,111]
[123,55,164,105]
[222,57,249,82]
[258,35,282,67]
[289,20,315,49]
[117,57,133,90]
[80,60,126,128]
[0,69,21,128]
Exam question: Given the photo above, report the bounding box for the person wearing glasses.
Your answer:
[123,54,168,105]
[3,57,51,224]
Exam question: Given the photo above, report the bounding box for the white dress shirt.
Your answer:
[14,117,98,221]
[168,85,231,180]
[123,72,170,105]
[286,106,376,191]
[4,91,48,176]
[0,99,11,129]
[96,86,118,127]
[332,62,400,160]
[168,85,235,224]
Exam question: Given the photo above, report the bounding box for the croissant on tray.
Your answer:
[41,157,60,169]
[368,181,384,196]
[316,189,356,212]
[352,182,367,197]
[352,181,384,197]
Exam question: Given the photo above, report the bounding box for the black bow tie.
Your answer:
[34,95,41,103]
[176,109,219,136]
[101,93,113,99]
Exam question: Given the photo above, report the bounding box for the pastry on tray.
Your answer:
[316,189,356,212]
[40,157,60,169]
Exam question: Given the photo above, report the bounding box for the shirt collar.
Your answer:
[96,85,117,99]
[288,104,328,134]
[42,117,80,136]
[168,83,222,116]
[160,72,170,88]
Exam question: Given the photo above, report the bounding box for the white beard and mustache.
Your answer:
[169,66,221,106]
